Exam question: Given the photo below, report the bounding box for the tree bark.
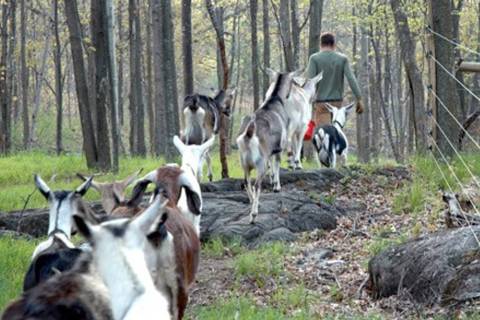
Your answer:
[308,0,323,57]
[206,0,230,178]
[279,0,293,71]
[181,0,194,96]
[152,0,167,156]
[145,2,155,155]
[290,0,300,69]
[391,0,427,154]
[105,0,119,171]
[20,0,29,150]
[117,1,124,126]
[262,0,270,96]
[357,26,370,163]
[53,0,63,155]
[249,0,260,110]
[430,0,462,156]
[64,0,98,168]
[92,0,112,170]
[128,0,146,157]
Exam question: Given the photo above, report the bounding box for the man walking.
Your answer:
[306,32,364,127]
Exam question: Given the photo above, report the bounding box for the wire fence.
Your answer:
[422,26,480,245]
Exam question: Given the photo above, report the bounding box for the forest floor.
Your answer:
[185,161,480,320]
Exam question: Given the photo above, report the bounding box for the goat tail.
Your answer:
[245,120,256,139]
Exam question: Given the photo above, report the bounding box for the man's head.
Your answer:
[320,32,336,50]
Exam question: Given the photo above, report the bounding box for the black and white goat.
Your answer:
[23,175,95,291]
[181,90,233,181]
[237,70,297,224]
[312,103,354,168]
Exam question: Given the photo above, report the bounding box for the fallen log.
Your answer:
[368,226,480,305]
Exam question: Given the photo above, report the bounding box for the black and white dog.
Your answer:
[312,103,354,168]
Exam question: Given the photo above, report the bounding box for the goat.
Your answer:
[76,169,143,214]
[109,179,200,320]
[237,70,297,224]
[73,196,172,320]
[30,175,93,260]
[280,71,323,170]
[181,90,234,181]
[312,103,354,168]
[138,135,212,236]
[2,252,112,320]
[22,175,94,291]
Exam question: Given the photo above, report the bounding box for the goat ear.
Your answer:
[147,211,169,246]
[75,176,93,196]
[344,103,355,113]
[173,135,187,155]
[134,197,168,234]
[121,168,144,188]
[76,173,101,191]
[73,215,93,240]
[290,68,304,78]
[292,77,304,87]
[34,175,51,199]
[183,185,202,216]
[128,179,151,208]
[324,103,336,113]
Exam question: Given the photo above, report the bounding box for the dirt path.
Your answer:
[186,166,478,318]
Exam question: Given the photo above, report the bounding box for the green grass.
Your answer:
[233,242,290,287]
[202,237,245,258]
[0,236,38,309]
[392,153,480,216]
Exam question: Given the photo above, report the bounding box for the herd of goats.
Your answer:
[2,69,355,319]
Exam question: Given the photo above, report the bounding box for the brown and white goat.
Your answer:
[181,90,233,181]
[237,70,297,223]
[77,169,143,214]
[74,197,172,320]
[109,178,200,320]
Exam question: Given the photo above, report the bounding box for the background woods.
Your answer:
[0,0,479,169]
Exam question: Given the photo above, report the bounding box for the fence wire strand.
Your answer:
[426,26,480,58]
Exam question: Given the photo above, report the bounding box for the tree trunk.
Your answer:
[308,0,323,57]
[206,0,230,178]
[64,0,98,168]
[145,2,155,155]
[249,0,260,110]
[117,1,124,126]
[357,26,370,163]
[105,0,119,172]
[128,0,146,157]
[161,0,180,160]
[92,0,112,170]
[181,0,194,96]
[20,0,29,150]
[279,0,293,71]
[262,0,270,96]
[391,0,427,154]
[290,0,300,70]
[53,0,63,155]
[430,0,462,156]
[152,0,167,156]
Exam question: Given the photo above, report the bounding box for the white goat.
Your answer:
[280,71,323,170]
[312,103,354,168]
[74,197,172,320]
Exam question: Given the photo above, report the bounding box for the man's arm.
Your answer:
[344,58,362,99]
[306,55,317,78]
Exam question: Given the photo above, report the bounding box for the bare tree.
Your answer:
[262,0,270,95]
[308,0,323,57]
[249,0,260,110]
[391,0,427,153]
[181,0,194,95]
[64,0,98,168]
[20,0,29,150]
[53,0,63,155]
